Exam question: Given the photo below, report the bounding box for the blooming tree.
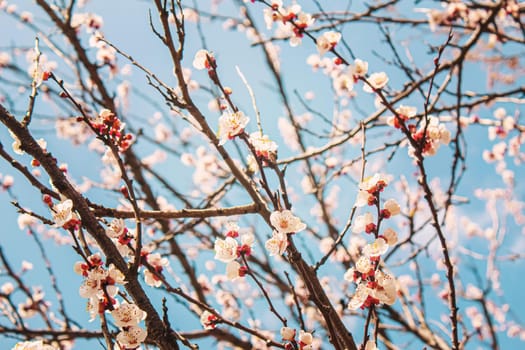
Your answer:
[0,0,524,350]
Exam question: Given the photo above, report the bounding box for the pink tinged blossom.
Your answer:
[193,49,213,70]
[382,228,398,246]
[13,340,57,350]
[214,237,239,262]
[352,212,375,234]
[249,132,278,159]
[218,111,249,145]
[375,270,397,305]
[363,72,389,93]
[363,238,389,258]
[116,325,147,349]
[299,330,313,346]
[333,73,354,96]
[348,283,372,310]
[225,260,245,280]
[265,231,288,256]
[1,282,14,295]
[200,310,218,330]
[52,199,79,228]
[224,221,240,237]
[344,267,358,283]
[144,270,162,288]
[111,302,147,328]
[270,210,306,234]
[352,58,368,78]
[106,218,126,238]
[382,199,401,217]
[281,326,296,341]
[316,31,341,55]
[355,256,372,274]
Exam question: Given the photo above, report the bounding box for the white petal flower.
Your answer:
[111,302,147,328]
[316,31,341,55]
[270,210,306,234]
[116,325,147,349]
[12,340,57,350]
[299,330,313,345]
[355,256,372,274]
[218,111,249,145]
[226,260,241,280]
[106,218,126,238]
[383,199,401,217]
[265,231,288,256]
[200,310,218,330]
[280,326,296,341]
[363,238,389,257]
[382,228,398,246]
[363,72,389,92]
[352,58,368,77]
[214,237,239,263]
[348,283,372,310]
[193,49,212,70]
[52,199,78,228]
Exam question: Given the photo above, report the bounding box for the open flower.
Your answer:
[111,302,147,328]
[352,59,368,78]
[265,231,288,256]
[363,72,389,92]
[193,49,213,70]
[218,111,249,145]
[52,199,79,228]
[214,237,239,263]
[363,238,389,258]
[200,310,219,330]
[116,325,147,349]
[270,210,306,234]
[316,31,341,55]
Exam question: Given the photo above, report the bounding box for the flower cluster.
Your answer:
[73,253,124,320]
[142,251,170,288]
[213,221,254,280]
[345,174,399,310]
[408,116,451,157]
[112,302,148,349]
[74,253,148,349]
[248,131,278,162]
[90,108,134,152]
[265,210,306,256]
[262,1,314,46]
[280,326,316,350]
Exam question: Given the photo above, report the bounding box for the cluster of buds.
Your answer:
[280,327,315,350]
[388,107,451,157]
[345,174,399,310]
[90,109,133,152]
[213,222,255,280]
